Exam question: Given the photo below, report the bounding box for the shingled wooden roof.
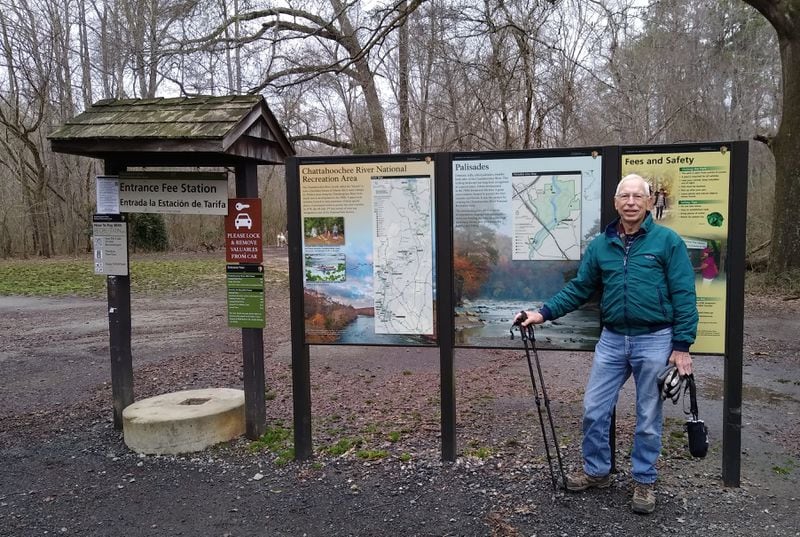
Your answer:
[49,95,294,166]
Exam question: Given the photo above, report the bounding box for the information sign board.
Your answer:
[621,144,731,354]
[92,214,129,276]
[298,157,436,345]
[96,176,120,214]
[451,149,603,350]
[226,264,265,328]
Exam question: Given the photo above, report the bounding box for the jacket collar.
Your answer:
[604,211,655,239]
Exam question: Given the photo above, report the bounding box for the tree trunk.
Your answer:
[417,5,437,151]
[330,0,389,153]
[78,0,94,108]
[769,35,800,270]
[743,0,800,271]
[398,0,410,152]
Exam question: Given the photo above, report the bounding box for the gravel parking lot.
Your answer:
[2,249,799,536]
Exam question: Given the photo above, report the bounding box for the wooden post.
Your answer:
[104,161,133,430]
[722,141,748,487]
[602,146,620,471]
[285,157,313,459]
[236,163,266,440]
[436,153,457,461]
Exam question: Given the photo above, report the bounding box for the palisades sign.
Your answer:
[97,172,229,215]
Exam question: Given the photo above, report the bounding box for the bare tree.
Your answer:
[77,0,95,107]
[0,3,57,256]
[178,0,424,152]
[0,0,788,260]
[743,0,800,272]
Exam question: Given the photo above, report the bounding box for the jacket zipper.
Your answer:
[622,235,636,335]
[657,288,668,318]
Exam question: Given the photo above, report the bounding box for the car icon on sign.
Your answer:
[234,213,253,230]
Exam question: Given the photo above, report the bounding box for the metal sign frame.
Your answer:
[285,142,747,487]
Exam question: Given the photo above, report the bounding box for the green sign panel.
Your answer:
[226,264,265,328]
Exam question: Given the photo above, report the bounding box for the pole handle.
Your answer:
[510,310,536,341]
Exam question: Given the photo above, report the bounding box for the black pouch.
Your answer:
[684,375,709,458]
[686,418,709,458]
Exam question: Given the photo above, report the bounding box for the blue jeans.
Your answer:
[582,327,672,484]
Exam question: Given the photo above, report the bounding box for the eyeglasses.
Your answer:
[614,193,648,201]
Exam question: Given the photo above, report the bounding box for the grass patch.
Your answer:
[0,259,106,297]
[662,418,690,458]
[356,449,388,460]
[465,446,492,459]
[0,257,226,297]
[399,453,412,462]
[248,424,294,465]
[387,431,401,443]
[363,423,380,434]
[772,459,796,475]
[323,437,362,456]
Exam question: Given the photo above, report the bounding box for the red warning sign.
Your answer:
[225,198,262,263]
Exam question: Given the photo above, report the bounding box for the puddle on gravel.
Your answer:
[701,376,800,404]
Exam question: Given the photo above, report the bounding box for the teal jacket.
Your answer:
[540,213,698,351]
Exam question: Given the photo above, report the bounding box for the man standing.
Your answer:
[654,187,668,219]
[515,174,697,514]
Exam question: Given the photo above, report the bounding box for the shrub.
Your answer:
[128,214,168,252]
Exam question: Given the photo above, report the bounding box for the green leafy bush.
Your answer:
[128,214,168,252]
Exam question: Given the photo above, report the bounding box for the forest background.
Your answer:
[0,0,796,290]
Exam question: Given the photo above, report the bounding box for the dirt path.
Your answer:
[1,249,799,536]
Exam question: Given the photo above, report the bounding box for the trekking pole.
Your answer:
[525,321,567,490]
[511,312,567,491]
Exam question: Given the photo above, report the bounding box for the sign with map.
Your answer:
[298,157,436,345]
[511,171,582,260]
[371,175,434,334]
[452,150,603,350]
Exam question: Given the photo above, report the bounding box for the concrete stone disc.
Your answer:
[122,388,245,455]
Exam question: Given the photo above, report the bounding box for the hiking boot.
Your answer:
[631,482,656,514]
[565,471,612,492]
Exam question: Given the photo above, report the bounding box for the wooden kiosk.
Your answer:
[48,95,294,439]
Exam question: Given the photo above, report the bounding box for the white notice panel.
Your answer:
[92,214,128,276]
[96,175,120,214]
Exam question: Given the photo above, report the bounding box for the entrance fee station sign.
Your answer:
[117,171,228,215]
[225,198,263,264]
